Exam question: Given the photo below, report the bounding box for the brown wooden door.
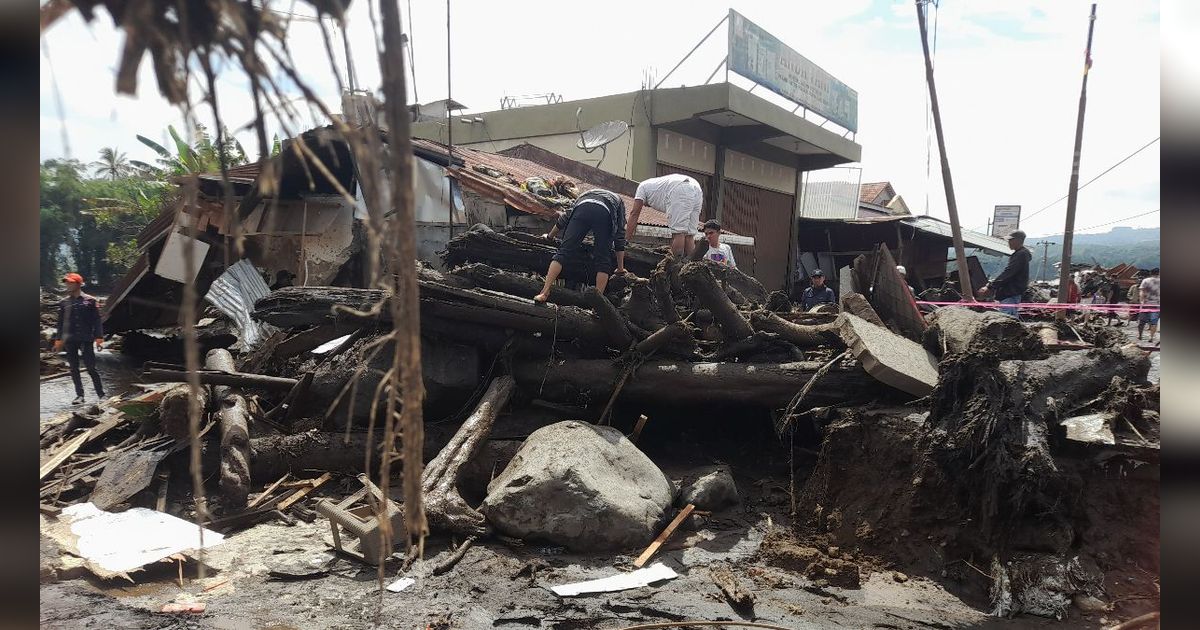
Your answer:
[720,180,794,292]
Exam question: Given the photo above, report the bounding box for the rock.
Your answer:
[1074,594,1107,614]
[893,571,909,583]
[679,465,739,511]
[480,421,674,551]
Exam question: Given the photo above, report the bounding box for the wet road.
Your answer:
[40,349,144,419]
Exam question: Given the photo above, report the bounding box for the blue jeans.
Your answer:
[998,296,1020,319]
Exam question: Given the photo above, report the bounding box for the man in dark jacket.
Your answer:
[534,189,628,302]
[978,230,1032,319]
[53,272,106,404]
[800,269,837,311]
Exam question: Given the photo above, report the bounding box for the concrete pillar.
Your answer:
[629,91,658,181]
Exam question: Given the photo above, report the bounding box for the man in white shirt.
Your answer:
[699,220,736,268]
[1137,267,1160,343]
[625,173,704,257]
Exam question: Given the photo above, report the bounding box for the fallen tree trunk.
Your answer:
[651,267,679,324]
[750,310,844,348]
[422,376,515,536]
[680,261,754,342]
[441,224,661,281]
[449,263,587,307]
[622,278,664,331]
[923,306,1043,359]
[512,357,880,408]
[257,284,609,348]
[159,384,209,440]
[206,349,251,508]
[143,368,299,391]
[585,287,634,350]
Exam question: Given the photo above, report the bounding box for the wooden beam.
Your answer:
[277,472,332,511]
[633,503,696,568]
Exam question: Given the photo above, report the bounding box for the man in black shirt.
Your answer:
[52,272,106,404]
[534,189,628,302]
[978,230,1032,319]
[800,269,837,311]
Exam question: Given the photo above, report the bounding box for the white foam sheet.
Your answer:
[386,577,416,593]
[311,333,354,354]
[60,503,225,574]
[549,562,678,597]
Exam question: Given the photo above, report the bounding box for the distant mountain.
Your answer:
[977,226,1159,278]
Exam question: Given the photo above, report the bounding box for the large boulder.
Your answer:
[480,421,674,551]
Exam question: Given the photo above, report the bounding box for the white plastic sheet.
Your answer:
[549,562,678,597]
[60,503,225,574]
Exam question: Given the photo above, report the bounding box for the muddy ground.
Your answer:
[39,396,1130,629]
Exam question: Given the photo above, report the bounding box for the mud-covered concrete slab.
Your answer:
[838,313,939,397]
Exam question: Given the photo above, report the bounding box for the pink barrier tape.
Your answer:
[915,300,1161,313]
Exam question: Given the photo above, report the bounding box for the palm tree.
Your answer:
[91,147,131,180]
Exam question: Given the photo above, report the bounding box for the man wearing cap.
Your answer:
[52,273,106,404]
[800,269,836,312]
[625,173,704,258]
[977,230,1032,319]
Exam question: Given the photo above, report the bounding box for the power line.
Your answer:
[1076,208,1159,233]
[1024,136,1160,221]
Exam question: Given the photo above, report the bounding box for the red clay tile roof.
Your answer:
[412,139,669,228]
[859,181,894,204]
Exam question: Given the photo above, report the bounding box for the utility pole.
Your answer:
[1055,3,1097,318]
[915,0,973,300]
[1035,240,1056,282]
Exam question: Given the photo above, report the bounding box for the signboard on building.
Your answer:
[991,205,1022,237]
[727,10,859,133]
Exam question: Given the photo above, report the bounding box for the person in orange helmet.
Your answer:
[52,273,106,404]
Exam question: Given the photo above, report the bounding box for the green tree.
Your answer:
[91,146,131,180]
[39,159,85,286]
[137,124,247,176]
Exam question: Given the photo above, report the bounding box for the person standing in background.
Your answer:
[1137,267,1160,343]
[52,273,106,404]
[699,220,736,268]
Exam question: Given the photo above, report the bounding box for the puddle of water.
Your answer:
[40,349,145,419]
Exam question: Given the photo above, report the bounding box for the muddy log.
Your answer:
[422,376,515,536]
[651,267,680,324]
[512,357,880,408]
[622,278,664,331]
[441,224,661,282]
[750,310,844,348]
[254,287,389,328]
[923,306,1043,359]
[449,263,586,307]
[206,349,251,508]
[680,261,754,341]
[585,287,635,350]
[143,367,299,391]
[158,384,210,440]
[926,344,1151,544]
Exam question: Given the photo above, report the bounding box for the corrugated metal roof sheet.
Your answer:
[412,139,669,228]
[901,215,1011,255]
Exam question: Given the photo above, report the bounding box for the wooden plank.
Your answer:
[633,503,695,568]
[39,432,92,481]
[276,472,332,511]
[246,474,290,510]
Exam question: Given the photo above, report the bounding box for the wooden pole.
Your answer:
[1056,4,1098,320]
[915,0,973,300]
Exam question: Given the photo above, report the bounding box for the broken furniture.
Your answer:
[316,473,405,565]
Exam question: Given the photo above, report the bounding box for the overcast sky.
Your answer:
[39,0,1160,238]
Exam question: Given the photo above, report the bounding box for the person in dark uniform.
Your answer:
[53,273,106,404]
[800,269,836,311]
[533,189,628,302]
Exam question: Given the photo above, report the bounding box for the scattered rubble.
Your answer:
[39,221,1159,626]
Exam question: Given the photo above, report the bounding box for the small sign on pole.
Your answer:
[991,205,1021,238]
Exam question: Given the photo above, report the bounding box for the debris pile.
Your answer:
[39,224,1158,625]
